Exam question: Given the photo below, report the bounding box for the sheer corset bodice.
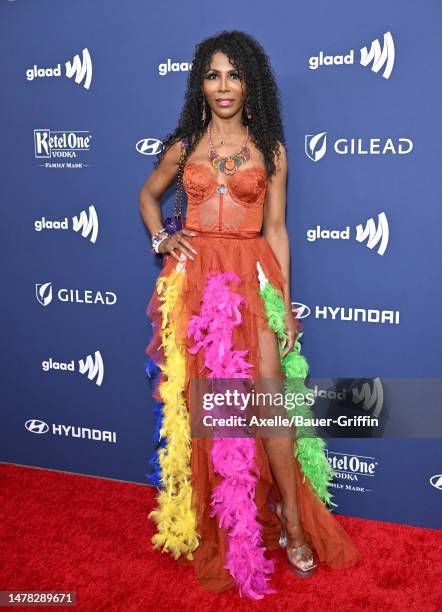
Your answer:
[183,162,267,234]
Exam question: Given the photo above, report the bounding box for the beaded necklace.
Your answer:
[207,119,251,175]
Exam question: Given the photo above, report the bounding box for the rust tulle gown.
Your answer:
[145,160,361,599]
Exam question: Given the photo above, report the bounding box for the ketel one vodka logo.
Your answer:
[34,205,99,243]
[26,48,93,89]
[306,212,389,256]
[34,129,92,169]
[41,350,104,386]
[305,131,413,161]
[308,31,395,79]
[326,450,378,493]
[35,283,117,307]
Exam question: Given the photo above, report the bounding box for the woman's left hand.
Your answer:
[280,309,299,358]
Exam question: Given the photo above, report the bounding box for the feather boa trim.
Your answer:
[187,271,275,600]
[256,261,337,508]
[147,266,199,560]
[144,355,166,487]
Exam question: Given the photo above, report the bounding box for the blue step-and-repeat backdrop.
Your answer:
[1,1,441,530]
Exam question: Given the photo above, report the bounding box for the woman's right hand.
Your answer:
[158,228,198,262]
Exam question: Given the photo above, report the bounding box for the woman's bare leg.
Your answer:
[257,325,313,561]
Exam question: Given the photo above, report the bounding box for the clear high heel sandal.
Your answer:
[270,499,317,579]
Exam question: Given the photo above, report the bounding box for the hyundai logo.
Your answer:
[292,302,311,319]
[430,474,442,491]
[136,138,163,156]
[25,419,49,434]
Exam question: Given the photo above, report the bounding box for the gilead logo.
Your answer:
[26,48,93,89]
[309,31,395,79]
[35,282,117,307]
[305,132,413,161]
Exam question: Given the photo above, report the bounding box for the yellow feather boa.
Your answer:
[148,265,199,560]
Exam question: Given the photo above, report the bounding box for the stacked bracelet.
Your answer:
[151,228,169,254]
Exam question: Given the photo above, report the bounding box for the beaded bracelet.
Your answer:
[151,228,169,254]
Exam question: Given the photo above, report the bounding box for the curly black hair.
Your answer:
[154,30,286,178]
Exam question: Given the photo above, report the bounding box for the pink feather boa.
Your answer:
[187,271,275,599]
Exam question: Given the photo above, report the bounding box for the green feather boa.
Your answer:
[259,279,337,509]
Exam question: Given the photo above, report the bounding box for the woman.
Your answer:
[139,30,360,599]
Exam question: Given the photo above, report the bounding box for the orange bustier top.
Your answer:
[182,162,267,236]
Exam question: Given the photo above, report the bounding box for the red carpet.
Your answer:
[1,463,440,611]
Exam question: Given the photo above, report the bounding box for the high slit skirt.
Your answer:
[144,230,361,599]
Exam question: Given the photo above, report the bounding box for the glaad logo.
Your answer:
[307,212,389,256]
[79,351,104,386]
[309,31,395,79]
[158,59,192,76]
[26,48,93,89]
[25,418,116,443]
[292,302,399,324]
[35,282,117,307]
[41,350,104,386]
[429,474,442,491]
[34,205,99,243]
[34,129,92,169]
[136,138,163,156]
[326,450,378,493]
[352,378,384,418]
[305,131,413,161]
[65,48,93,89]
[360,32,395,79]
[356,212,389,255]
[312,378,384,418]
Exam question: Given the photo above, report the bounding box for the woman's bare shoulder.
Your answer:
[139,138,185,199]
[160,138,185,170]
